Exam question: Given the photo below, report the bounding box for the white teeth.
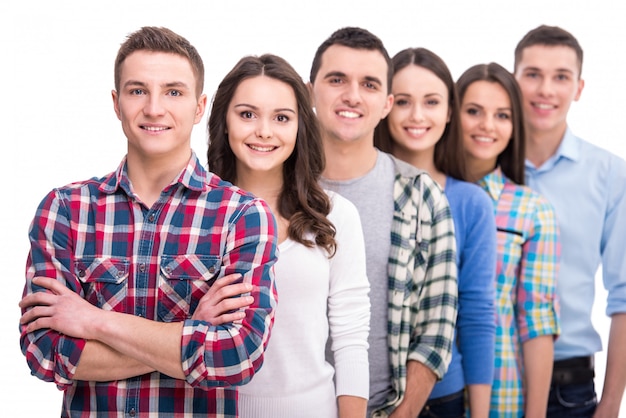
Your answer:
[407,128,427,136]
[248,145,275,152]
[338,111,360,118]
[534,103,555,110]
[143,126,168,131]
[474,136,494,143]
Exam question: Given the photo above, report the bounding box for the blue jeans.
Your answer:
[419,390,465,418]
[547,380,597,417]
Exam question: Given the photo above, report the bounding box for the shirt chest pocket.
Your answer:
[157,254,221,322]
[74,257,130,312]
[495,227,524,295]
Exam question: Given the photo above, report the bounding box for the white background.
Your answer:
[3,1,626,416]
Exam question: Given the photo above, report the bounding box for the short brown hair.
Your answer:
[514,25,583,76]
[114,26,204,97]
[309,26,393,93]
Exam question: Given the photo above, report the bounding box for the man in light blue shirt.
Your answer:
[514,25,626,417]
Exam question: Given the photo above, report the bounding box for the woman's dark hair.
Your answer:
[374,47,466,181]
[456,62,526,185]
[208,54,336,255]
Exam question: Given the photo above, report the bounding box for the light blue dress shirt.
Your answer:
[525,128,626,360]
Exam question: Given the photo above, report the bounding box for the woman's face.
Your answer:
[460,80,513,169]
[226,75,298,177]
[387,65,450,156]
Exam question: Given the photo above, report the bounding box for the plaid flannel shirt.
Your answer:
[20,153,278,417]
[374,157,458,416]
[479,168,560,418]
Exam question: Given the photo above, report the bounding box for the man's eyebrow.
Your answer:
[121,80,192,90]
[323,71,347,79]
[523,66,575,75]
[363,75,383,86]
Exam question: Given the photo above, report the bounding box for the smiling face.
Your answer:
[112,51,206,164]
[387,65,449,160]
[460,80,513,174]
[226,75,298,179]
[310,44,393,146]
[514,44,584,139]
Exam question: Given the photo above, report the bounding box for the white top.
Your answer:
[238,191,370,418]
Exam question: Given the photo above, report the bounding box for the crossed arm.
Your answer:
[19,273,253,381]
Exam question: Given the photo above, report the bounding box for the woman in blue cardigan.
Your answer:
[375,47,497,418]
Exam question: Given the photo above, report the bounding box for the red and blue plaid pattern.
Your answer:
[20,154,278,417]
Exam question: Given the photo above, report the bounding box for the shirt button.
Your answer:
[129,408,136,417]
[78,270,85,278]
[139,263,146,273]
[148,214,155,222]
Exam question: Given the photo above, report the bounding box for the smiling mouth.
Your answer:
[247,144,277,152]
[473,135,495,143]
[406,127,427,136]
[141,126,170,132]
[532,102,556,110]
[337,110,361,119]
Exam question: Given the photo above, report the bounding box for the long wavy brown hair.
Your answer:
[374,47,466,181]
[207,54,336,256]
[456,63,527,185]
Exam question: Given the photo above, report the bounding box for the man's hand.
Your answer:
[192,273,253,325]
[19,276,101,339]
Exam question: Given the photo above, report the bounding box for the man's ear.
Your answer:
[111,90,122,121]
[307,81,316,108]
[195,94,208,124]
[574,78,585,102]
[381,93,394,120]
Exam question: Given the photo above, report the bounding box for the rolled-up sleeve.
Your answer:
[180,198,278,387]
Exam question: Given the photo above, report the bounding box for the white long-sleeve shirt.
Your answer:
[238,191,370,417]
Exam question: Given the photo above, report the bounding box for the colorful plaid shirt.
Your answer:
[20,153,278,418]
[478,168,560,418]
[374,157,458,416]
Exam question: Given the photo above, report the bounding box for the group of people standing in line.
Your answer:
[18,22,626,418]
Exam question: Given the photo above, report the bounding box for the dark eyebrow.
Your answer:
[122,80,191,90]
[523,66,575,75]
[323,71,346,80]
[464,102,511,112]
[233,103,296,114]
[323,71,382,87]
[363,75,383,86]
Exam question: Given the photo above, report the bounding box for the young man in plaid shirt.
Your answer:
[19,26,278,417]
[309,27,458,417]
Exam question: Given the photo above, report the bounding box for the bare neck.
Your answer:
[526,125,566,168]
[322,136,378,181]
[126,151,191,208]
[235,170,283,212]
[392,147,446,188]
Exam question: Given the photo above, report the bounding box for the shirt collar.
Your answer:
[100,152,209,195]
[477,166,506,201]
[554,127,580,162]
[526,127,581,172]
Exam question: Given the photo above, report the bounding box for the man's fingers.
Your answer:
[32,276,72,295]
[19,291,56,310]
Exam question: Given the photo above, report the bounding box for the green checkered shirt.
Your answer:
[374,157,458,415]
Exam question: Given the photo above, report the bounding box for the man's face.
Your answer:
[310,45,393,146]
[514,45,584,138]
[112,50,206,162]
